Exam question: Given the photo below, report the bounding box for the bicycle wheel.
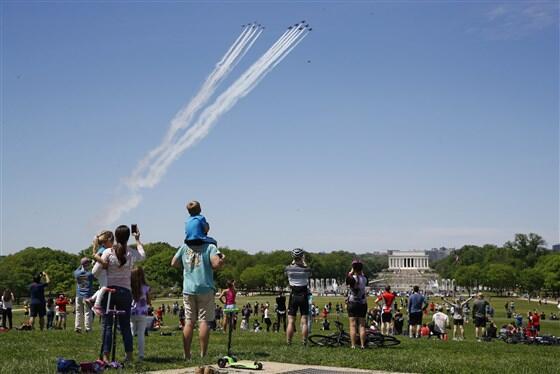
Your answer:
[308,334,341,347]
[380,335,401,347]
[366,334,400,348]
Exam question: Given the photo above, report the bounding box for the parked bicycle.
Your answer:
[308,321,400,348]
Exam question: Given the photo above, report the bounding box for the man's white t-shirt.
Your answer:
[432,312,449,333]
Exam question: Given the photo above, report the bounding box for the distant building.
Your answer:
[553,244,560,252]
[426,247,453,262]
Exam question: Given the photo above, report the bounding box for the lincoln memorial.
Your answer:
[388,250,429,270]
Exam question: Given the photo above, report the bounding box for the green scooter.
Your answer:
[217,307,263,370]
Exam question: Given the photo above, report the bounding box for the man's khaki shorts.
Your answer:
[183,293,215,322]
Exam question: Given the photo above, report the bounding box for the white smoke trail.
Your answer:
[128,25,263,186]
[136,27,307,187]
[136,28,309,188]
[102,25,309,226]
[135,29,303,188]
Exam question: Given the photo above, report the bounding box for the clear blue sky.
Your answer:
[2,1,558,255]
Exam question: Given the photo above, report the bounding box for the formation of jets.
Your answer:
[288,21,312,31]
[241,22,264,29]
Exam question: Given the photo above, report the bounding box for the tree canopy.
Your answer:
[433,233,559,296]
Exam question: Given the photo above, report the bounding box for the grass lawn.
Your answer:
[3,296,559,374]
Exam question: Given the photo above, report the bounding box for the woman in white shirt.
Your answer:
[100,225,145,363]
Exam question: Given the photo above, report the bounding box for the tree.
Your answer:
[0,247,80,300]
[535,253,560,296]
[454,264,482,295]
[519,268,545,296]
[504,233,547,267]
[484,264,517,295]
[265,265,287,290]
[240,265,268,290]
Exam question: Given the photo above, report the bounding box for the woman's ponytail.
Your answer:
[114,225,130,268]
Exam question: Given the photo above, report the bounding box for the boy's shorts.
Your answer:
[183,293,215,322]
[30,304,46,318]
[475,317,486,327]
[409,311,423,326]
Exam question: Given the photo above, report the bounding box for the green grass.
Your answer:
[3,296,559,374]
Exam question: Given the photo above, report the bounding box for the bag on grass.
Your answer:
[56,357,80,373]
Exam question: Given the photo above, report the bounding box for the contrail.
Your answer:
[101,23,310,226]
[128,24,263,185]
[136,26,309,188]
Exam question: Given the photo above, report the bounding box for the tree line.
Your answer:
[0,243,388,300]
[1,232,556,301]
[433,233,560,296]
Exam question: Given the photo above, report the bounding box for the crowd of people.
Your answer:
[2,199,559,364]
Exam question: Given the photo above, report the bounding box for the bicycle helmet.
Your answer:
[291,248,304,259]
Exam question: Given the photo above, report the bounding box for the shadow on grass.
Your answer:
[143,356,183,364]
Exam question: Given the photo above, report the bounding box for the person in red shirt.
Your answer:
[531,310,540,335]
[156,307,163,324]
[420,324,430,337]
[375,286,396,335]
[55,293,69,330]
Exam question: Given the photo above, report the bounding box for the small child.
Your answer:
[87,230,114,315]
[55,293,69,329]
[184,201,217,246]
[130,266,150,361]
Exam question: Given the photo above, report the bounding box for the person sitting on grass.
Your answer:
[485,321,497,339]
[321,318,330,331]
[393,309,404,335]
[431,306,449,340]
[420,324,430,337]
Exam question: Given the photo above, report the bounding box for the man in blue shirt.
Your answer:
[74,257,94,333]
[407,285,426,338]
[171,242,224,359]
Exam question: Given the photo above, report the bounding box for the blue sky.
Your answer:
[1,1,558,255]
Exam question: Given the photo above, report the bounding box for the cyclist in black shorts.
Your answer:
[285,248,312,345]
[346,259,368,349]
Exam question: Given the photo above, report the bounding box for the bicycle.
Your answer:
[308,321,400,348]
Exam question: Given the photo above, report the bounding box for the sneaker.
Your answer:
[75,328,81,333]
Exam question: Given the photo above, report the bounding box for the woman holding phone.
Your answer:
[100,224,145,363]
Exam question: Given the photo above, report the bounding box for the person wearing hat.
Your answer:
[285,248,312,345]
[73,257,95,333]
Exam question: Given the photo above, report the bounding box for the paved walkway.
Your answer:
[148,361,410,374]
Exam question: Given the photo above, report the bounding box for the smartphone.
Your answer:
[131,224,138,234]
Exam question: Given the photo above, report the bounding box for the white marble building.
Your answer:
[388,250,429,270]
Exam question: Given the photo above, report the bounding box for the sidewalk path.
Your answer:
[148,361,412,374]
